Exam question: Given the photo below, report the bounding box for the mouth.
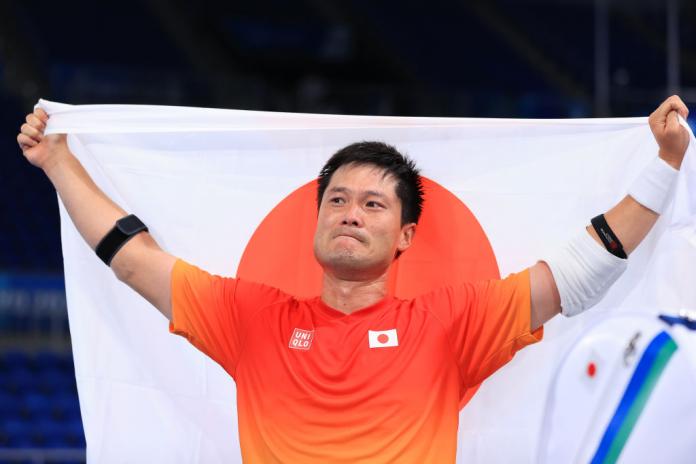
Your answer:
[334,232,365,243]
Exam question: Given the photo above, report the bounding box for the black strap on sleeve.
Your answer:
[95,214,149,266]
[590,214,627,259]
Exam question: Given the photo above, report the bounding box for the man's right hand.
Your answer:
[17,108,70,171]
[17,105,177,320]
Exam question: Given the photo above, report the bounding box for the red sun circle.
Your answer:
[237,176,499,408]
[237,177,499,298]
[377,334,389,344]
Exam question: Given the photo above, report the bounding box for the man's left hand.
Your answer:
[649,95,690,170]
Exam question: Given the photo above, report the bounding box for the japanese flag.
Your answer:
[369,329,399,348]
[39,99,696,463]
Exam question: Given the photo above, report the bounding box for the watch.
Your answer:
[95,214,149,266]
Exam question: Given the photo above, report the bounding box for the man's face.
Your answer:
[313,163,416,280]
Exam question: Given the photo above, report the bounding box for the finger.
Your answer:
[17,133,38,149]
[663,95,689,119]
[666,110,680,132]
[653,96,678,121]
[26,113,46,131]
[34,107,49,122]
[669,95,689,118]
[21,123,43,142]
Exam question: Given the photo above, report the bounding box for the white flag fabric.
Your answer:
[39,99,696,463]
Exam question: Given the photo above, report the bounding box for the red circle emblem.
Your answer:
[238,177,499,297]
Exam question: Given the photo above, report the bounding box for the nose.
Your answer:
[341,204,363,227]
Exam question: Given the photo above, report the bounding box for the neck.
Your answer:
[320,270,389,314]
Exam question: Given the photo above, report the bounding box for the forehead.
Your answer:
[327,163,398,196]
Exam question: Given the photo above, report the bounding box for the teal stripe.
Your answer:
[591,331,678,464]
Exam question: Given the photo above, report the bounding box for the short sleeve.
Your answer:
[421,269,543,388]
[169,259,289,378]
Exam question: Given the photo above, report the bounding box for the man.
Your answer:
[17,96,689,462]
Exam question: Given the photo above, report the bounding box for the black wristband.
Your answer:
[590,214,627,259]
[95,214,149,266]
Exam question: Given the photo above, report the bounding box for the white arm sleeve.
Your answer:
[542,230,627,317]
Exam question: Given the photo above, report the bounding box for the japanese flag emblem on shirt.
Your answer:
[368,329,399,348]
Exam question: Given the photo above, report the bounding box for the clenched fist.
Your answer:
[17,107,69,171]
[649,95,690,169]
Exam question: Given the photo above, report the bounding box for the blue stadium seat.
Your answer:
[35,350,65,370]
[0,351,86,454]
[5,367,36,394]
[1,418,33,448]
[65,420,86,447]
[22,392,54,421]
[0,392,22,421]
[0,349,86,454]
[32,418,65,448]
[0,350,29,371]
[53,392,82,422]
[38,367,74,395]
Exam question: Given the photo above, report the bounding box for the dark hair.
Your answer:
[317,141,424,225]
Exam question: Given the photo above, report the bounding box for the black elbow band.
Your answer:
[590,214,627,259]
[95,214,149,266]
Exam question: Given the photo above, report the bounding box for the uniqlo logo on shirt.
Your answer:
[288,328,314,350]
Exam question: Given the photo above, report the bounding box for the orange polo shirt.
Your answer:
[169,259,542,463]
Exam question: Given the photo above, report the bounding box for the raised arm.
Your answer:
[529,95,690,330]
[18,108,177,320]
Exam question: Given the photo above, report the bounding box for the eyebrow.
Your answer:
[328,186,388,198]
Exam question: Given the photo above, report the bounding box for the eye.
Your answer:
[366,200,384,208]
[330,197,345,205]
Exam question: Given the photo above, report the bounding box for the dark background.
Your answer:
[0,0,694,461]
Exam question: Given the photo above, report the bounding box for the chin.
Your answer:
[322,250,361,269]
[318,252,390,281]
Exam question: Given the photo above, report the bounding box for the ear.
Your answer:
[397,223,417,252]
